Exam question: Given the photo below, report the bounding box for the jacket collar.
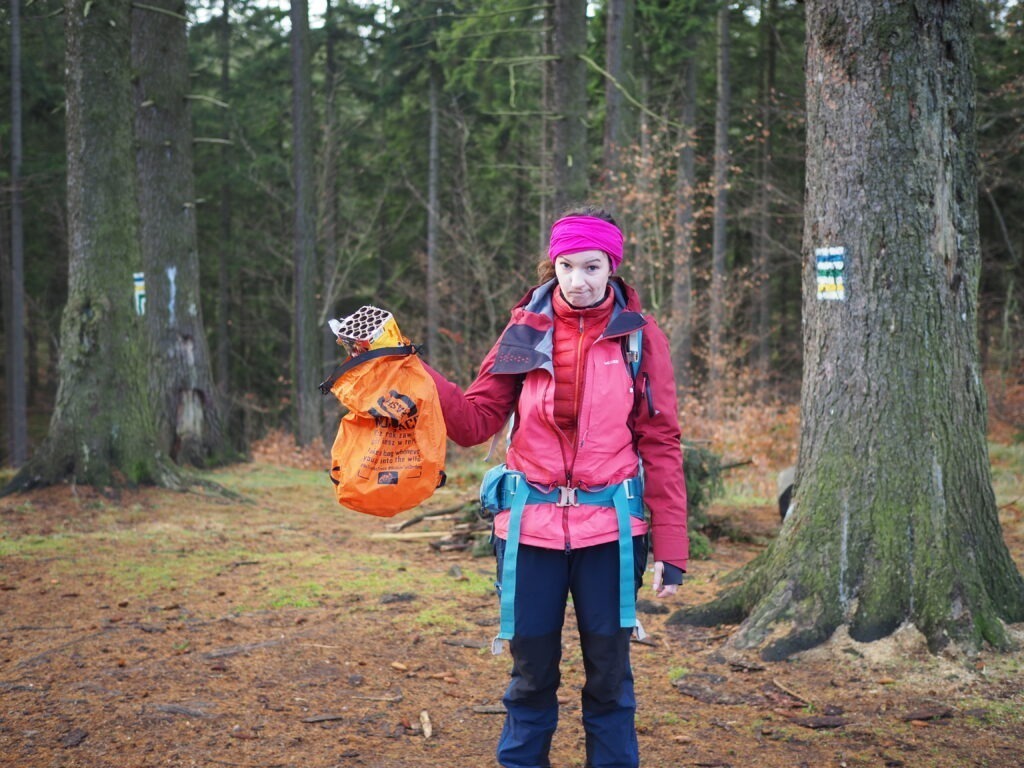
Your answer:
[493,278,646,375]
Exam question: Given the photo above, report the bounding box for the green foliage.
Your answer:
[0,0,68,432]
[682,440,725,528]
[0,533,73,558]
[687,529,714,560]
[414,605,473,632]
[0,461,502,622]
[976,3,1024,372]
[3,0,1022,466]
[267,581,326,608]
[666,665,690,683]
[989,440,1024,508]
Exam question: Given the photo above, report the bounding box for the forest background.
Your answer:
[2,0,1023,464]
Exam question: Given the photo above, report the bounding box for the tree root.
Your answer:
[667,585,750,628]
[668,555,842,661]
[0,450,240,501]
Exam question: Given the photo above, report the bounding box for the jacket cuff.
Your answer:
[661,562,684,585]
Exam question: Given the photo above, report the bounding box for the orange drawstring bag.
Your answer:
[320,344,446,517]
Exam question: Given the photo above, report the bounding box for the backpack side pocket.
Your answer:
[478,463,509,520]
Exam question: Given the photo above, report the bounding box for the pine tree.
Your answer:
[670,0,1024,659]
[5,0,179,492]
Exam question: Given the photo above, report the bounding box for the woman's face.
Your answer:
[555,250,612,308]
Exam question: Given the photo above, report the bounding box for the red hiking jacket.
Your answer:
[425,278,689,571]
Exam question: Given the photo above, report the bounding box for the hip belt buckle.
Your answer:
[556,486,579,507]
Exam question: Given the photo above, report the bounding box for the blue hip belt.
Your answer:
[481,465,644,653]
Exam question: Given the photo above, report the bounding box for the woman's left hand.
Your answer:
[651,561,679,598]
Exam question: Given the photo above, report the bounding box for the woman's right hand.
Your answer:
[651,561,679,598]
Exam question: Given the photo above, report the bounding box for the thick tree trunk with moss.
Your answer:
[4,0,178,492]
[669,0,1024,660]
[132,0,226,467]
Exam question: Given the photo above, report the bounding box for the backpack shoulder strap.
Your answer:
[624,329,642,382]
[623,328,656,418]
[318,344,418,395]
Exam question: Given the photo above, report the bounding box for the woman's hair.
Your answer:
[536,204,618,282]
[558,204,617,227]
[537,259,556,283]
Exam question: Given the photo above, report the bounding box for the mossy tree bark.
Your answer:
[3,0,179,492]
[132,0,226,467]
[669,0,1024,660]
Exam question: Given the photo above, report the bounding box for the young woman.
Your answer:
[424,206,688,768]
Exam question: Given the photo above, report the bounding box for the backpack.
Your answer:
[320,345,446,517]
[625,328,655,418]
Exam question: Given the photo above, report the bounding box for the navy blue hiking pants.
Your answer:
[494,535,648,768]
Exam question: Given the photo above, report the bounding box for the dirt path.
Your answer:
[1,458,1023,768]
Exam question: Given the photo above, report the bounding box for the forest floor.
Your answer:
[2,398,1024,768]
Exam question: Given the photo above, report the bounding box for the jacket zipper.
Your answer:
[571,315,585,431]
[540,375,572,483]
[565,313,590,553]
[532,378,570,556]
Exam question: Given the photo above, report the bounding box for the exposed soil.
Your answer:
[1,437,1023,768]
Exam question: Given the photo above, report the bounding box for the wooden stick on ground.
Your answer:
[386,502,474,532]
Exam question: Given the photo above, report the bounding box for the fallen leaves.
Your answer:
[250,429,326,470]
[3,455,1020,768]
[673,671,856,731]
[674,673,761,706]
[762,680,809,709]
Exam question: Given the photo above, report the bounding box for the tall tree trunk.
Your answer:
[216,0,232,400]
[753,0,777,398]
[7,0,29,467]
[602,0,635,212]
[670,0,1024,660]
[707,3,730,408]
[320,0,341,442]
[5,0,178,493]
[671,37,698,388]
[291,0,321,445]
[426,63,440,363]
[636,76,656,306]
[132,0,225,466]
[551,0,588,213]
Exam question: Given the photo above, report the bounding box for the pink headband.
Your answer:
[548,216,625,272]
